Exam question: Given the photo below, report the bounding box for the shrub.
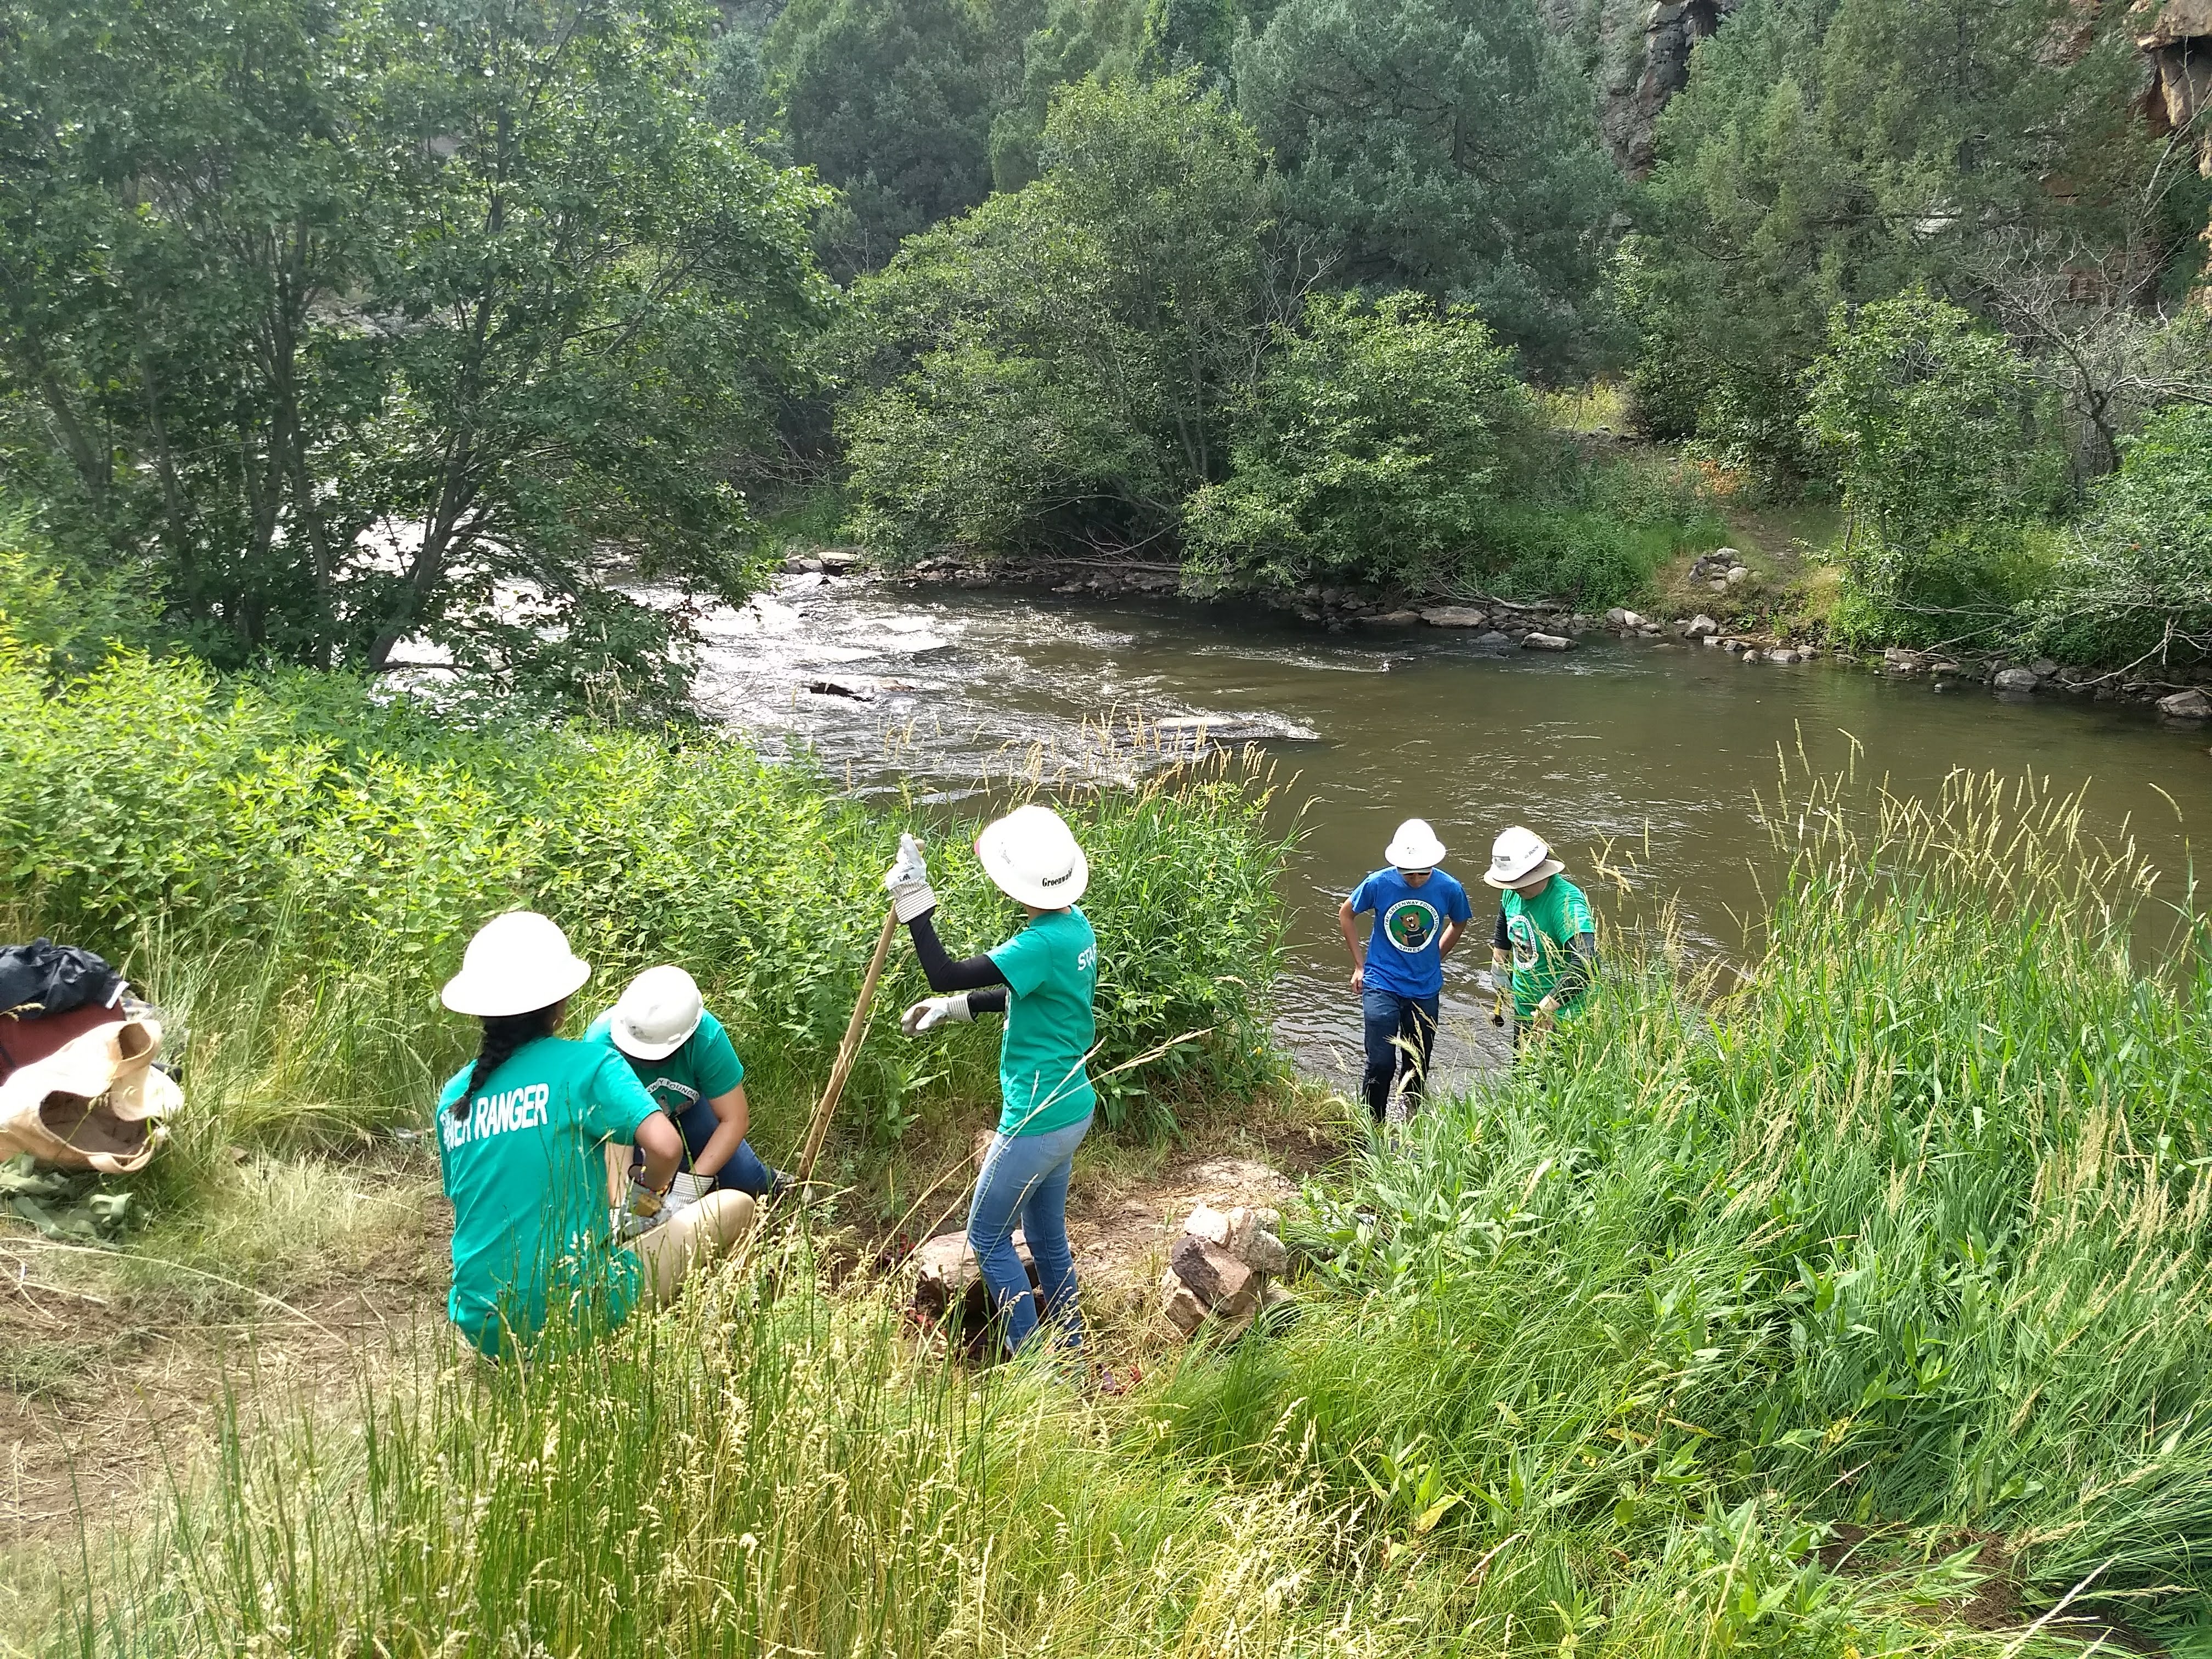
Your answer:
[1181,294,1532,592]
[1802,290,2067,642]
[2035,402,2212,670]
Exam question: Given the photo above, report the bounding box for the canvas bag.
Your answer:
[0,1015,180,1173]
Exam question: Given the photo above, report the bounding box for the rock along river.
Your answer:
[686,572,2212,1095]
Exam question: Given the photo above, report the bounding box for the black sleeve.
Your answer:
[1492,909,1510,951]
[1554,932,1598,1002]
[905,912,1010,994]
[967,988,1008,1016]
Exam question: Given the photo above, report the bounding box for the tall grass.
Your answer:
[0,644,1291,1162]
[1152,759,2212,1650]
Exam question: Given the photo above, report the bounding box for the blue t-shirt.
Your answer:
[1349,867,1472,998]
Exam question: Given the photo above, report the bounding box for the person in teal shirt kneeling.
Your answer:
[884,804,1098,1355]
[435,912,757,1358]
[585,966,789,1206]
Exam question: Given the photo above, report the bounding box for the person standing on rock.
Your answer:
[1338,819,1472,1124]
[586,965,792,1209]
[886,805,1099,1358]
[1485,827,1598,1041]
[435,912,757,1359]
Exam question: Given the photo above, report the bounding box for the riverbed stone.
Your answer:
[1368,610,1425,625]
[1420,606,1491,628]
[2157,688,2212,720]
[1993,667,2040,692]
[1522,632,1573,651]
[1473,629,1515,646]
[1683,613,1720,638]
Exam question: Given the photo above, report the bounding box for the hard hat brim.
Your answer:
[441,952,591,1019]
[1483,856,1565,890]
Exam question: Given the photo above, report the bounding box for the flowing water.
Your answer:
[690,573,2212,1093]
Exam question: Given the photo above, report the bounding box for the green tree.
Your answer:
[1802,289,2061,633]
[838,74,1270,560]
[0,0,828,695]
[1234,0,1623,379]
[2038,403,2212,669]
[1183,293,1531,590]
[1632,0,2191,479]
[766,0,1008,275]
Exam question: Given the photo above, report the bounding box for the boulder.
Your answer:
[2029,658,2061,678]
[1725,565,1751,585]
[1369,610,1425,626]
[1170,1234,1257,1315]
[1420,606,1491,628]
[1767,649,1798,664]
[1521,632,1573,651]
[1604,607,1631,627]
[816,549,864,572]
[1232,1224,1290,1277]
[2157,687,2212,720]
[1161,1274,1207,1336]
[1683,613,1720,638]
[1472,630,1516,647]
[1993,667,2040,692]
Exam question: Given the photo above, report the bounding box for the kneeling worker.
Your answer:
[435,912,756,1359]
[1485,827,1598,1038]
[587,965,789,1205]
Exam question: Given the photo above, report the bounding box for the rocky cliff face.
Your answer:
[1543,0,1738,174]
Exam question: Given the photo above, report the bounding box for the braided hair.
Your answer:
[448,1003,562,1120]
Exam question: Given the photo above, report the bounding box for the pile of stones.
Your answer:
[1689,548,1754,591]
[1159,1203,1294,1339]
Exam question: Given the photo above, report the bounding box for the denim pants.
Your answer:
[967,1111,1092,1353]
[668,1094,778,1197]
[1361,988,1440,1120]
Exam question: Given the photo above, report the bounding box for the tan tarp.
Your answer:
[0,1015,179,1173]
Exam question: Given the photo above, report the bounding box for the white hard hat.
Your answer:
[1385,817,1447,871]
[1485,826,1565,890]
[440,911,592,1017]
[609,965,704,1061]
[975,803,1089,909]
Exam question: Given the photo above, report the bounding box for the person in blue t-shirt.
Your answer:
[1336,819,1472,1123]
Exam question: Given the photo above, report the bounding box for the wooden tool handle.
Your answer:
[795,906,901,1185]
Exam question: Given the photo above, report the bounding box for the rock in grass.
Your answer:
[1521,632,1572,651]
[1160,1272,1207,1336]
[2157,687,2212,720]
[1420,606,1490,628]
[1183,1203,1235,1249]
[1170,1233,1257,1314]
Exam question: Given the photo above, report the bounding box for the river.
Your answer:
[689,573,2212,1094]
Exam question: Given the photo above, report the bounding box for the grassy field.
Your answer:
[6,633,2210,1655]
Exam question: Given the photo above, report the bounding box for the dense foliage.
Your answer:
[0,642,1289,1147]
[2038,403,2212,670]
[1235,0,1624,378]
[0,0,828,693]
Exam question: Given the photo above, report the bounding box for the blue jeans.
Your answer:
[1362,988,1439,1121]
[967,1112,1092,1353]
[667,1094,780,1197]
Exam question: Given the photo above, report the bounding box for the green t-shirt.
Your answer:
[1500,876,1596,1020]
[435,1035,657,1357]
[987,906,1099,1137]
[582,1006,744,1115]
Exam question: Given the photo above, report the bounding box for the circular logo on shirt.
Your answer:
[1383,899,1441,953]
[1508,913,1539,972]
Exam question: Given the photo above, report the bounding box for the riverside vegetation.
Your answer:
[7,596,2212,1652]
[9,0,2210,704]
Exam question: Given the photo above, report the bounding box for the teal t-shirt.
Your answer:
[435,1035,657,1357]
[986,907,1099,1136]
[583,1006,744,1114]
[1500,876,1596,1020]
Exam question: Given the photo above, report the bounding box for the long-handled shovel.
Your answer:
[794,908,900,1186]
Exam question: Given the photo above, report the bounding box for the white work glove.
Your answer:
[665,1171,711,1211]
[901,993,972,1036]
[883,831,938,922]
[614,1177,671,1240]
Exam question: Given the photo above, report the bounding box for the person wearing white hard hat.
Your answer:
[586,965,790,1208]
[435,912,757,1358]
[1337,817,1473,1122]
[884,804,1099,1357]
[1484,827,1597,1039]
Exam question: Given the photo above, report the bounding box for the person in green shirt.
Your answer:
[884,804,1099,1355]
[585,965,790,1206]
[435,911,757,1358]
[1482,827,1598,1039]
